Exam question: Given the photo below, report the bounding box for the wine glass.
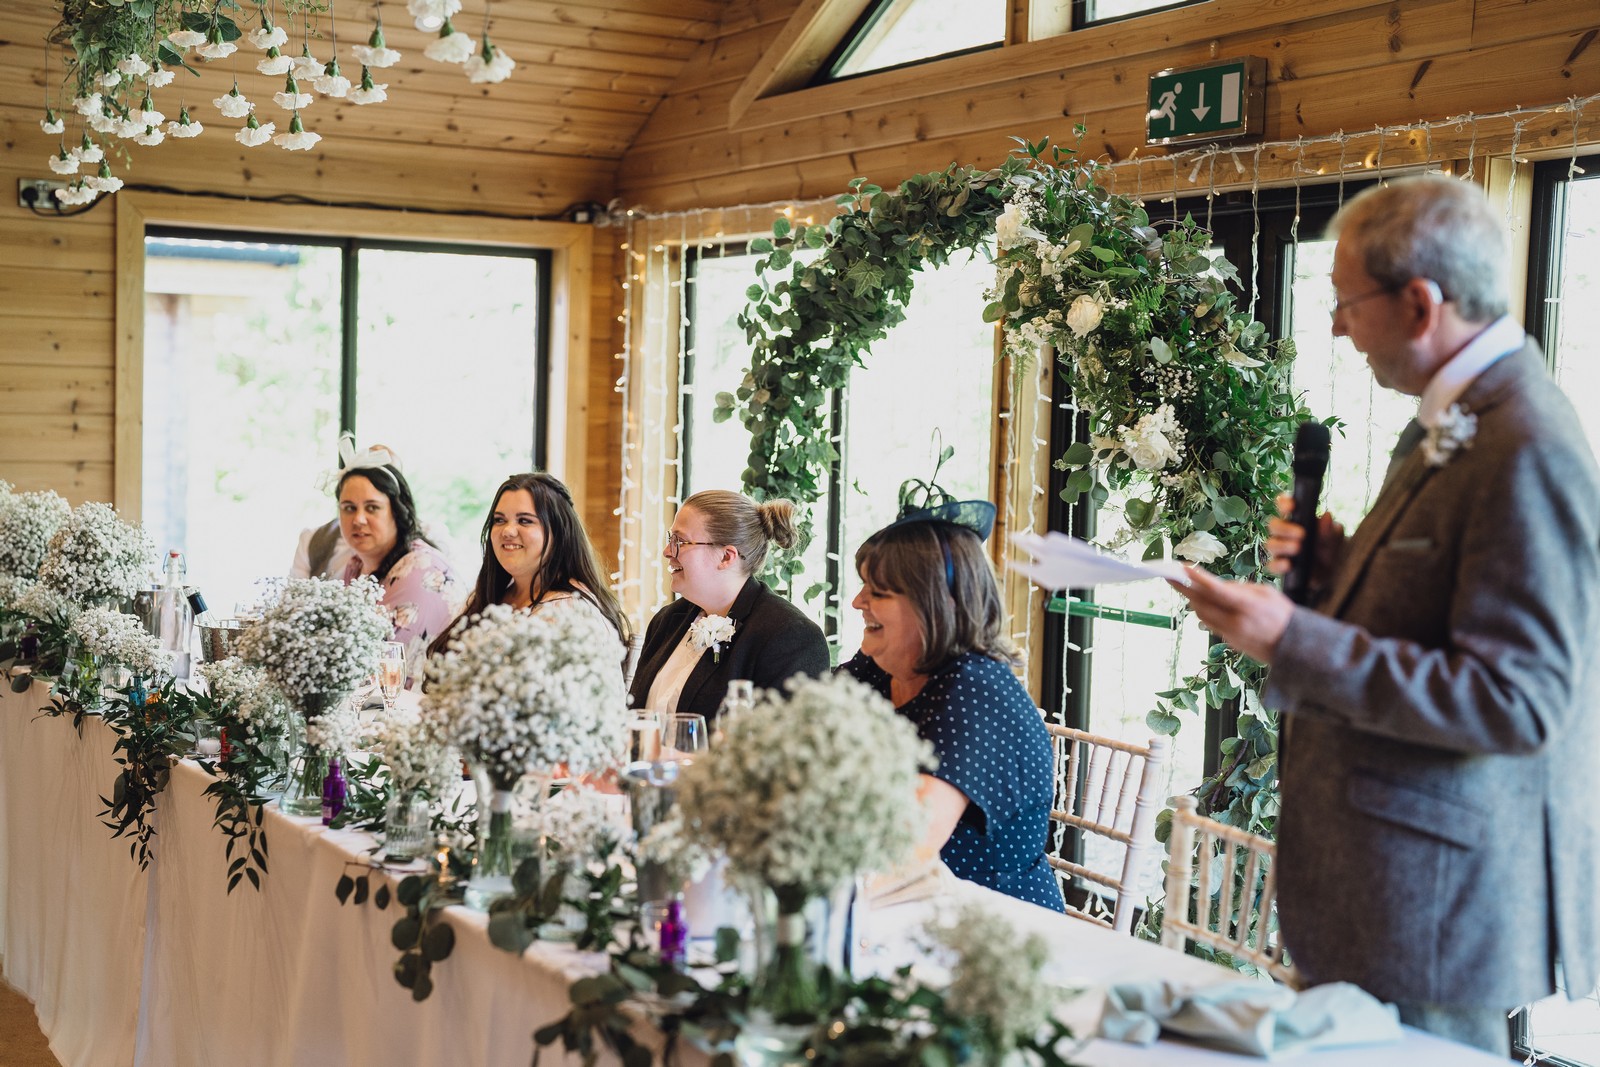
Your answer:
[627,707,663,765]
[663,713,708,761]
[378,642,406,708]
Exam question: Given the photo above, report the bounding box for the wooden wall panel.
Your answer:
[618,0,1600,210]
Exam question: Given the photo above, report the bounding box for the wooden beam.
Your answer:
[727,0,874,125]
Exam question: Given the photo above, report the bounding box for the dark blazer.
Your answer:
[1267,342,1600,1008]
[628,577,829,717]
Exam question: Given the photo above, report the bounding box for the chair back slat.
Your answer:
[1045,723,1171,934]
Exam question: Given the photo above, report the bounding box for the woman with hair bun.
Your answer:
[628,489,829,718]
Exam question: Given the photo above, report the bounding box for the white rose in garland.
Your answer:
[37,502,155,607]
[0,489,72,578]
[675,672,931,1019]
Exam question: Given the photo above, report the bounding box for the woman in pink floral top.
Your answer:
[336,462,461,684]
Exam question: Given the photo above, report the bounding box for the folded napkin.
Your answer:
[1098,978,1402,1058]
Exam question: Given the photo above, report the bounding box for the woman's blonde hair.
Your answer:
[681,490,803,575]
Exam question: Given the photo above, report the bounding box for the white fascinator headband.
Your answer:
[314,432,403,494]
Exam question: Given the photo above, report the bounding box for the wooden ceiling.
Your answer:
[0,0,754,211]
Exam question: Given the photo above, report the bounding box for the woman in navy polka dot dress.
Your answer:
[841,500,1065,912]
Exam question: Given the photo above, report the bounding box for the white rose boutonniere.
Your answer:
[687,614,737,663]
[1422,403,1477,468]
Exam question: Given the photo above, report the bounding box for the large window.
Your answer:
[142,231,549,612]
[821,0,1004,82]
[683,244,997,650]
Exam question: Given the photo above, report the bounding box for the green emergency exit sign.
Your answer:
[1146,57,1266,146]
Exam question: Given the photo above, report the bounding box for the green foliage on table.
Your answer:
[390,872,461,1003]
[99,679,196,869]
[485,855,632,957]
[328,753,390,833]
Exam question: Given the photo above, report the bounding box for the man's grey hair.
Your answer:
[1328,175,1509,322]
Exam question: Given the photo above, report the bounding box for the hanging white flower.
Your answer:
[84,163,123,194]
[257,46,294,76]
[464,37,515,84]
[47,147,79,175]
[245,18,288,51]
[235,114,274,146]
[73,134,104,163]
[214,84,254,118]
[166,106,203,138]
[72,92,103,117]
[195,30,238,61]
[94,69,122,90]
[39,108,64,135]
[273,74,312,111]
[166,28,206,48]
[133,124,166,146]
[352,23,402,68]
[291,45,326,79]
[1174,530,1227,565]
[87,110,118,134]
[116,116,145,138]
[116,52,151,77]
[272,112,320,151]
[145,63,176,88]
[347,66,388,105]
[139,104,166,126]
[408,0,461,31]
[424,19,475,64]
[312,56,351,97]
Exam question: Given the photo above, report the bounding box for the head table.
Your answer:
[0,679,1504,1067]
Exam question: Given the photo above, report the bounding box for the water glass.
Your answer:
[627,707,663,764]
[663,713,708,761]
[378,642,406,707]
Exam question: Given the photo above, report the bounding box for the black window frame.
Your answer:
[1070,0,1210,29]
[144,225,554,468]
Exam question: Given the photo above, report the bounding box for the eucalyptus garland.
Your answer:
[725,137,1310,846]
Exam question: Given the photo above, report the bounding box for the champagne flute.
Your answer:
[627,708,663,764]
[378,642,406,709]
[663,713,708,762]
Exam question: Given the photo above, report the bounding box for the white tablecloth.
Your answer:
[1,680,1506,1067]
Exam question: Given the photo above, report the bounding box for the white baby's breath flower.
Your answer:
[372,703,458,798]
[214,86,254,118]
[197,657,291,745]
[675,673,932,898]
[37,501,155,606]
[1174,530,1227,565]
[236,576,390,712]
[304,700,361,754]
[0,490,71,577]
[71,607,167,680]
[929,901,1058,1054]
[14,583,81,628]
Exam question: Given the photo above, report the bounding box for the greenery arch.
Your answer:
[721,138,1315,840]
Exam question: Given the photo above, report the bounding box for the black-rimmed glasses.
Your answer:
[664,531,718,556]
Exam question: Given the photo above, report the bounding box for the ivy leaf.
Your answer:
[772,216,791,238]
[1146,708,1181,736]
[1212,496,1250,525]
[1142,537,1165,561]
[749,237,774,253]
[1124,497,1157,529]
[841,258,886,297]
[1059,441,1094,465]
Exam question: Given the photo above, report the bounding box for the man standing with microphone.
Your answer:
[1174,175,1600,1055]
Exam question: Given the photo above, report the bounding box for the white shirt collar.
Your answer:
[1418,315,1524,428]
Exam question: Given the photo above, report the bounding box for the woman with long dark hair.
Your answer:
[332,450,461,682]
[428,472,629,658]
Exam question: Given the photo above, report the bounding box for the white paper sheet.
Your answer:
[1008,530,1190,590]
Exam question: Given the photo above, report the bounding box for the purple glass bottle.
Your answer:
[659,898,688,969]
[321,757,347,825]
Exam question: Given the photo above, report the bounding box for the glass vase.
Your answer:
[736,880,858,1066]
[384,789,432,862]
[465,763,535,911]
[280,739,330,817]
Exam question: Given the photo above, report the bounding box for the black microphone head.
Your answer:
[1292,421,1331,477]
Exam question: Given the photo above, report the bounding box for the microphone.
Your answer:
[1282,421,1331,605]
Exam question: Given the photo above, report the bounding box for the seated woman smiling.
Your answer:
[841,498,1064,912]
[428,472,630,659]
[333,448,461,681]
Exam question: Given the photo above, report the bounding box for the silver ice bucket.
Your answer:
[197,620,247,664]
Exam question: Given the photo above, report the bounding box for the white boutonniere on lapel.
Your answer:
[1422,403,1477,468]
[687,614,737,663]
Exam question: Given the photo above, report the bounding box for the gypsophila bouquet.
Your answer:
[536,784,632,871]
[636,808,713,888]
[304,700,361,755]
[677,672,931,899]
[372,702,459,799]
[70,607,167,680]
[14,582,82,630]
[423,600,628,790]
[236,576,390,714]
[195,657,290,745]
[37,502,155,606]
[0,489,71,577]
[928,900,1059,1056]
[0,575,35,614]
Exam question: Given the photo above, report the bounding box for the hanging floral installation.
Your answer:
[38,0,517,206]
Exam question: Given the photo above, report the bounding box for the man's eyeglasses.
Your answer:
[665,531,718,556]
[1328,285,1396,321]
